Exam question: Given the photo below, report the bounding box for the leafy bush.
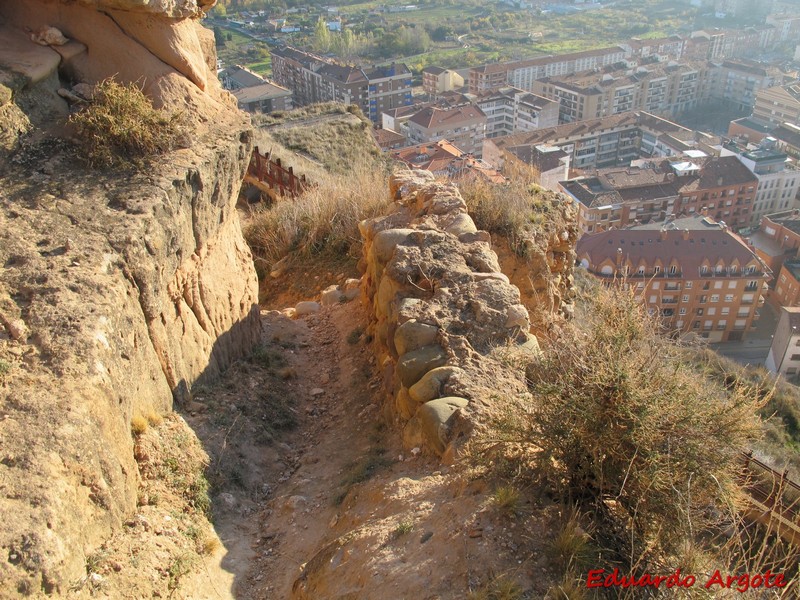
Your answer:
[521,283,763,565]
[68,79,188,168]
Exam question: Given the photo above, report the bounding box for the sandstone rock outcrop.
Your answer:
[0,2,260,593]
[0,0,228,124]
[360,170,539,456]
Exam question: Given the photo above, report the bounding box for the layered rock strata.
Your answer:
[0,1,261,594]
[360,170,540,456]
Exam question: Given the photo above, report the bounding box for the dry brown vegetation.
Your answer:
[68,79,188,168]
[459,166,572,257]
[244,161,392,269]
[469,279,800,595]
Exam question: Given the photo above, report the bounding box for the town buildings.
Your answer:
[530,61,710,123]
[391,139,505,183]
[752,83,800,130]
[559,153,757,233]
[468,47,628,94]
[471,87,559,137]
[577,215,770,342]
[422,67,465,96]
[722,137,800,226]
[270,46,412,123]
[405,104,487,156]
[483,112,717,176]
[218,64,293,114]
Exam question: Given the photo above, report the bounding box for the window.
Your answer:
[693,321,700,329]
[652,282,660,290]
[699,295,707,303]
[637,282,644,290]
[728,281,737,289]
[714,281,723,289]
[725,294,733,303]
[791,354,800,361]
[669,264,677,274]
[654,266,661,274]
[638,266,645,275]
[722,307,730,315]
[696,308,704,316]
[682,295,689,302]
[686,281,693,289]
[679,308,686,315]
[649,295,657,303]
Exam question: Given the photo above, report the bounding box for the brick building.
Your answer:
[577,215,771,342]
[270,46,412,123]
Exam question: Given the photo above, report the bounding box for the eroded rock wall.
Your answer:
[359,170,539,457]
[0,2,261,593]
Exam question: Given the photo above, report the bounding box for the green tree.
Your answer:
[314,17,331,52]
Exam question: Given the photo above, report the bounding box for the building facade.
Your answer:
[765,307,800,378]
[270,46,412,123]
[405,105,487,157]
[577,216,770,342]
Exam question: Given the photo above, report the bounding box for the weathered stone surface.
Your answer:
[396,345,448,388]
[295,301,322,316]
[404,397,469,455]
[372,228,414,264]
[394,320,438,357]
[320,285,345,306]
[505,304,530,329]
[409,366,464,404]
[0,38,257,593]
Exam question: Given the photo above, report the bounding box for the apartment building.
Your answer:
[748,209,800,281]
[752,83,800,130]
[468,46,628,94]
[709,59,781,112]
[405,105,487,156]
[620,36,686,62]
[422,66,465,96]
[270,46,412,123]
[233,81,293,114]
[530,61,709,123]
[766,307,800,378]
[472,87,559,137]
[483,111,716,174]
[773,122,800,158]
[722,138,800,226]
[559,153,757,233]
[577,215,770,342]
[501,144,571,192]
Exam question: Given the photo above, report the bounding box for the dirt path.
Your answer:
[190,300,396,599]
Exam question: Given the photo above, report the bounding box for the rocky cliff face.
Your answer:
[0,1,260,594]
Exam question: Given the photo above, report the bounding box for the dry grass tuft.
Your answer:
[144,410,163,427]
[130,415,149,436]
[68,78,189,168]
[459,169,571,257]
[244,162,392,267]
[492,485,522,517]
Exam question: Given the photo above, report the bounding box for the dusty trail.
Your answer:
[204,300,396,599]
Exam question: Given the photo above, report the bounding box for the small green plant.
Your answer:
[393,520,414,538]
[0,359,11,379]
[68,78,189,168]
[492,485,521,517]
[167,553,196,591]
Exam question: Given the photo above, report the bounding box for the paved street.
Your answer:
[709,302,779,367]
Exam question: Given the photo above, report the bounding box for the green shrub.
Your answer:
[68,79,189,168]
[521,284,762,564]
